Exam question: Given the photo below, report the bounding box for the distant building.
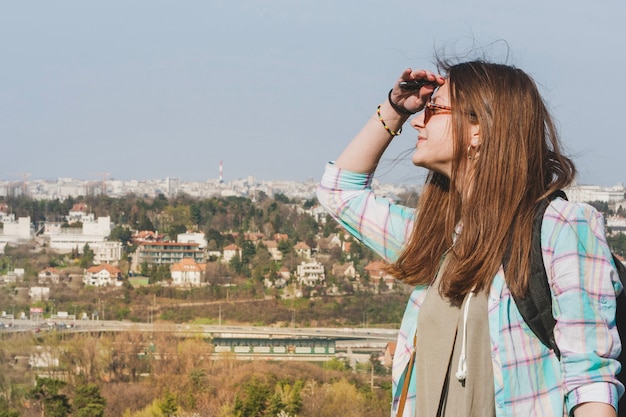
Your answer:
[38,267,61,284]
[294,241,312,259]
[46,211,114,256]
[222,244,242,263]
[296,260,325,287]
[262,240,283,261]
[364,261,396,291]
[170,258,206,286]
[0,214,32,250]
[382,341,397,368]
[332,262,356,279]
[131,230,165,244]
[316,234,342,252]
[607,215,626,235]
[132,241,204,271]
[565,183,625,203]
[83,264,123,287]
[29,286,50,301]
[177,231,208,249]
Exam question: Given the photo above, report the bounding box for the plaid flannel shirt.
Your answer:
[317,162,623,417]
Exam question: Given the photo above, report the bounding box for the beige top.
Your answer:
[414,265,495,417]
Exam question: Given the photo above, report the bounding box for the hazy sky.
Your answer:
[1,1,624,186]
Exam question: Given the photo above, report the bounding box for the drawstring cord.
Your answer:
[455,289,475,382]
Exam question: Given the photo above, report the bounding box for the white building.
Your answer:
[223,244,242,263]
[83,264,123,287]
[92,241,123,265]
[170,258,206,286]
[296,260,325,287]
[564,183,625,203]
[38,267,61,284]
[47,214,114,256]
[29,286,50,301]
[0,215,32,249]
[607,215,626,235]
[177,231,208,249]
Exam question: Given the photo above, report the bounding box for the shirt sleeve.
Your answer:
[316,162,415,263]
[542,199,624,413]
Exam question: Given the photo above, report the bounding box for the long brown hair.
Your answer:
[388,60,576,304]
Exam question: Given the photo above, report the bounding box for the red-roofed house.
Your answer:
[293,241,311,259]
[223,244,242,263]
[83,264,123,287]
[262,240,283,261]
[171,258,207,286]
[364,261,396,291]
[38,267,61,284]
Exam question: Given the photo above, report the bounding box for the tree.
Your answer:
[109,225,133,248]
[79,243,95,268]
[159,391,177,417]
[73,383,106,417]
[231,377,271,417]
[30,377,71,417]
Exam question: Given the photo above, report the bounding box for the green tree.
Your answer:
[30,377,71,417]
[73,383,106,417]
[79,244,95,268]
[232,377,271,417]
[159,391,178,417]
[109,225,133,248]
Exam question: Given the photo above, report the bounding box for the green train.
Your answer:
[212,337,336,355]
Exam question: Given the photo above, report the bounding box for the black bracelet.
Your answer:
[388,89,414,115]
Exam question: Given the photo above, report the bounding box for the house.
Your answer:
[364,261,396,291]
[277,266,291,281]
[264,273,287,289]
[296,260,325,287]
[382,341,397,368]
[262,240,283,261]
[38,267,61,284]
[67,203,89,224]
[316,234,342,252]
[28,286,50,301]
[332,262,356,279]
[293,241,312,259]
[170,258,207,286]
[131,230,165,244]
[83,264,123,287]
[222,244,242,263]
[273,233,288,242]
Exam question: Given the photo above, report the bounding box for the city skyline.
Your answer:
[1,1,625,186]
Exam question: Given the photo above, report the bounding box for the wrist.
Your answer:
[376,102,408,137]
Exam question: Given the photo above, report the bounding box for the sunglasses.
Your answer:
[424,101,452,124]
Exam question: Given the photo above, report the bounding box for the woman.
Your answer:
[316,60,623,416]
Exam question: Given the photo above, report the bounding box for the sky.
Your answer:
[1,1,625,186]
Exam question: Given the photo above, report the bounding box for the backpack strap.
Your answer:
[503,190,567,358]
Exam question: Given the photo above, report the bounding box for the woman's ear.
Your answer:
[467,125,482,161]
[470,123,481,148]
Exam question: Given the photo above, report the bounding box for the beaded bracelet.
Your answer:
[377,104,402,137]
[388,89,414,115]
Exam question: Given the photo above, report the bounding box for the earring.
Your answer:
[467,144,480,161]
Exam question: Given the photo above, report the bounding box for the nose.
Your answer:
[411,111,425,129]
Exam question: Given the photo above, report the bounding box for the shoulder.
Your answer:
[542,197,607,242]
